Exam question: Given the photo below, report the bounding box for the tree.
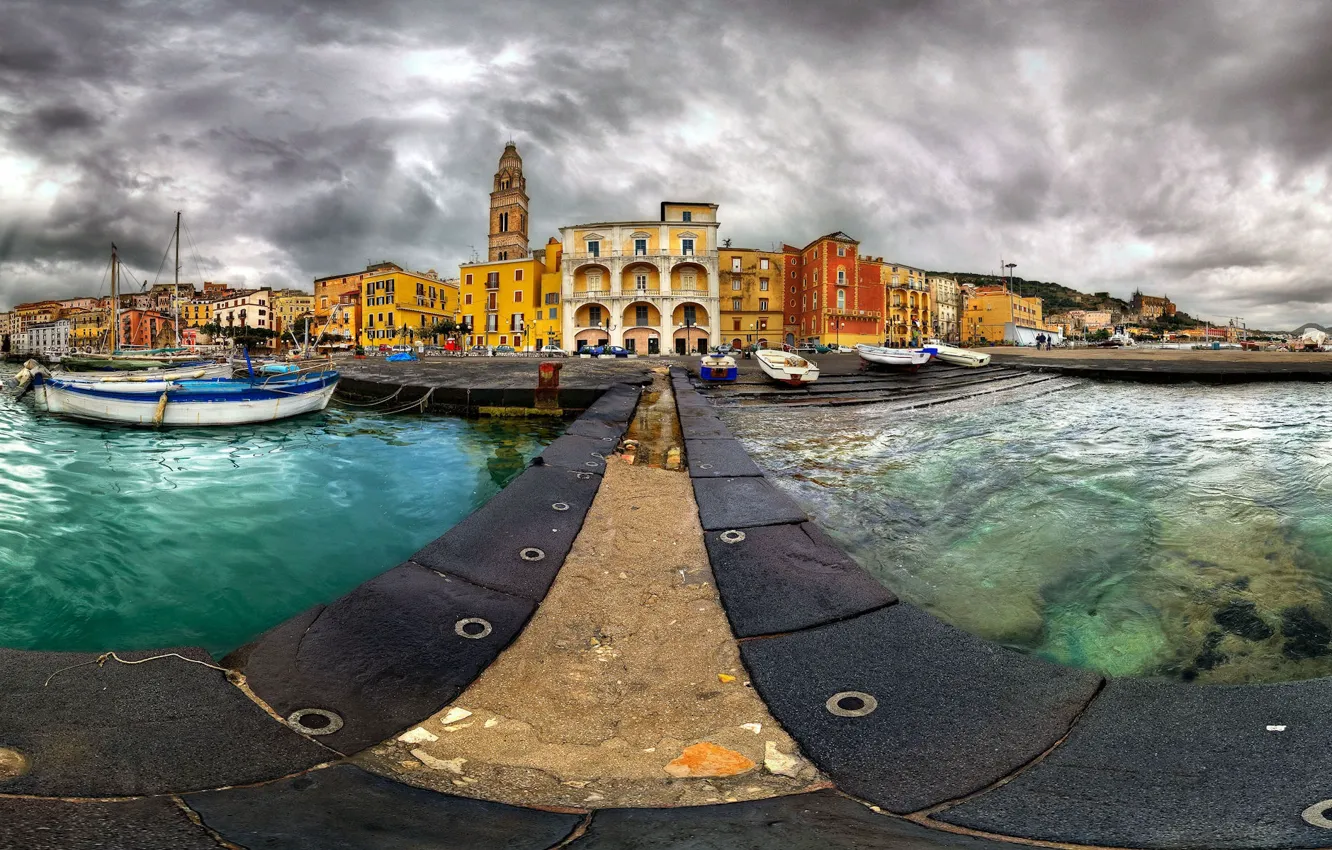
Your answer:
[1090,328,1112,342]
[226,313,236,338]
[427,319,457,344]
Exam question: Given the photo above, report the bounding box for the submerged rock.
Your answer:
[1281,607,1331,660]
[1214,600,1275,641]
[1194,631,1228,671]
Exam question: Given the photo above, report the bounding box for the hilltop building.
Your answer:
[1131,289,1176,320]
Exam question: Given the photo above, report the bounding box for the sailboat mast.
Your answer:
[110,244,120,353]
[174,210,181,347]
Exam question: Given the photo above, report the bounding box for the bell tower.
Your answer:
[489,141,529,261]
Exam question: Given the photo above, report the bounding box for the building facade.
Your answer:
[212,289,273,332]
[13,301,61,334]
[786,233,886,348]
[272,290,314,339]
[961,286,1060,345]
[1131,290,1176,320]
[489,142,529,262]
[927,275,960,342]
[459,255,546,350]
[560,202,721,354]
[314,268,372,340]
[67,308,109,350]
[718,248,784,350]
[17,320,71,357]
[0,312,13,352]
[359,265,458,346]
[884,263,932,347]
[116,310,176,348]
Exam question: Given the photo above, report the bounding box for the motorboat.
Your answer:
[753,349,819,386]
[699,352,737,382]
[921,341,991,368]
[855,344,933,371]
[20,362,339,427]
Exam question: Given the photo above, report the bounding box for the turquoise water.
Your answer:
[0,366,561,655]
[723,382,1332,683]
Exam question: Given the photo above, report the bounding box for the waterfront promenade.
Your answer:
[7,359,1332,848]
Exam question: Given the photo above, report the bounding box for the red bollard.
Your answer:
[536,361,561,408]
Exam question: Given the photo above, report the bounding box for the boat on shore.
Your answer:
[754,349,819,385]
[856,344,932,371]
[921,341,991,368]
[699,352,738,382]
[21,361,339,427]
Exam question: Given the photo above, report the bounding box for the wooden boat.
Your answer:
[699,353,737,382]
[23,363,338,427]
[855,344,932,371]
[753,349,819,386]
[61,351,213,372]
[921,342,991,368]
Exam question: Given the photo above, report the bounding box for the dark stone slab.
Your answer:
[692,477,808,530]
[939,676,1332,849]
[574,790,1011,849]
[0,796,219,850]
[676,408,735,440]
[740,605,1102,813]
[412,463,602,599]
[684,438,763,478]
[241,563,535,754]
[537,434,612,474]
[579,383,641,423]
[0,646,328,797]
[566,416,629,440]
[188,764,580,850]
[706,522,896,637]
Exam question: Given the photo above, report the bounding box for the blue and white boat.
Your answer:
[699,352,738,382]
[21,362,339,426]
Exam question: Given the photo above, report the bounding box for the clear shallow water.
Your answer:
[723,382,1332,683]
[0,366,561,655]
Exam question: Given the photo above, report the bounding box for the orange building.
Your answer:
[784,232,886,348]
[117,309,177,348]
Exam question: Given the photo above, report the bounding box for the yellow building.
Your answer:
[458,255,548,351]
[314,268,372,341]
[961,286,1054,345]
[360,264,458,347]
[718,248,784,350]
[67,308,109,349]
[535,238,564,349]
[182,298,216,328]
[884,263,933,347]
[272,290,314,339]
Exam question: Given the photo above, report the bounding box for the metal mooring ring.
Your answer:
[826,691,878,718]
[552,502,570,512]
[1304,801,1332,829]
[287,708,344,735]
[700,463,713,470]
[584,461,600,468]
[519,547,546,561]
[455,617,493,639]
[719,529,746,544]
[575,472,593,480]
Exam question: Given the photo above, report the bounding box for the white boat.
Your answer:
[921,341,991,368]
[753,349,820,385]
[22,364,339,427]
[855,344,933,371]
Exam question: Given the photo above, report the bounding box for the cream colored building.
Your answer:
[560,202,720,354]
[927,275,961,342]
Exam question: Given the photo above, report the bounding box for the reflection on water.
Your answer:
[723,382,1332,683]
[0,368,562,655]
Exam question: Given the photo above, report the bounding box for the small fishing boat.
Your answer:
[21,362,338,427]
[753,349,819,386]
[921,341,991,368]
[699,352,738,382]
[61,350,213,372]
[855,344,932,371]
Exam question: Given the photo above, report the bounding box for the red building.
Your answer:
[117,309,177,348]
[785,232,885,348]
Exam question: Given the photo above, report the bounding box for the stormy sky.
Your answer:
[3,0,1331,330]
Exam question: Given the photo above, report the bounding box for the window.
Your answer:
[486,314,498,333]
[588,306,602,326]
[837,290,846,310]
[837,245,846,257]
[465,293,473,305]
[682,211,692,222]
[499,212,509,232]
[500,334,508,345]
[378,313,384,323]
[683,305,697,325]
[681,238,694,255]
[732,278,741,291]
[814,250,818,259]
[731,257,741,271]
[587,240,600,257]
[838,270,847,285]
[487,272,499,287]
[732,297,741,310]
[429,286,436,298]
[545,292,558,305]
[387,313,395,326]
[588,271,602,290]
[682,271,697,290]
[760,279,769,291]
[635,305,649,326]
[417,283,425,295]
[385,280,393,293]
[498,251,508,260]
[814,271,819,283]
[548,307,557,319]
[634,238,647,255]
[487,292,497,310]
[759,298,768,311]
[733,318,741,331]
[515,269,523,281]
[515,290,523,303]
[760,258,770,270]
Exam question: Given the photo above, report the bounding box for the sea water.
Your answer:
[723,381,1332,683]
[0,366,561,655]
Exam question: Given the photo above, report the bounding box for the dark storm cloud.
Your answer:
[2,0,1331,329]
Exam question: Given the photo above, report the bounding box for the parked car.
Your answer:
[378,344,390,352]
[580,345,604,356]
[539,345,567,357]
[469,345,493,356]
[714,343,735,355]
[390,344,412,353]
[494,345,517,356]
[831,344,855,353]
[793,344,820,355]
[605,345,631,358]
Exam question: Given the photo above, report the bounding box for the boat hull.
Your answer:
[699,354,738,382]
[753,349,819,385]
[36,372,339,426]
[61,354,214,372]
[856,345,932,370]
[922,344,991,368]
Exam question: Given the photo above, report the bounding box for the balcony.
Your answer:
[484,280,500,290]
